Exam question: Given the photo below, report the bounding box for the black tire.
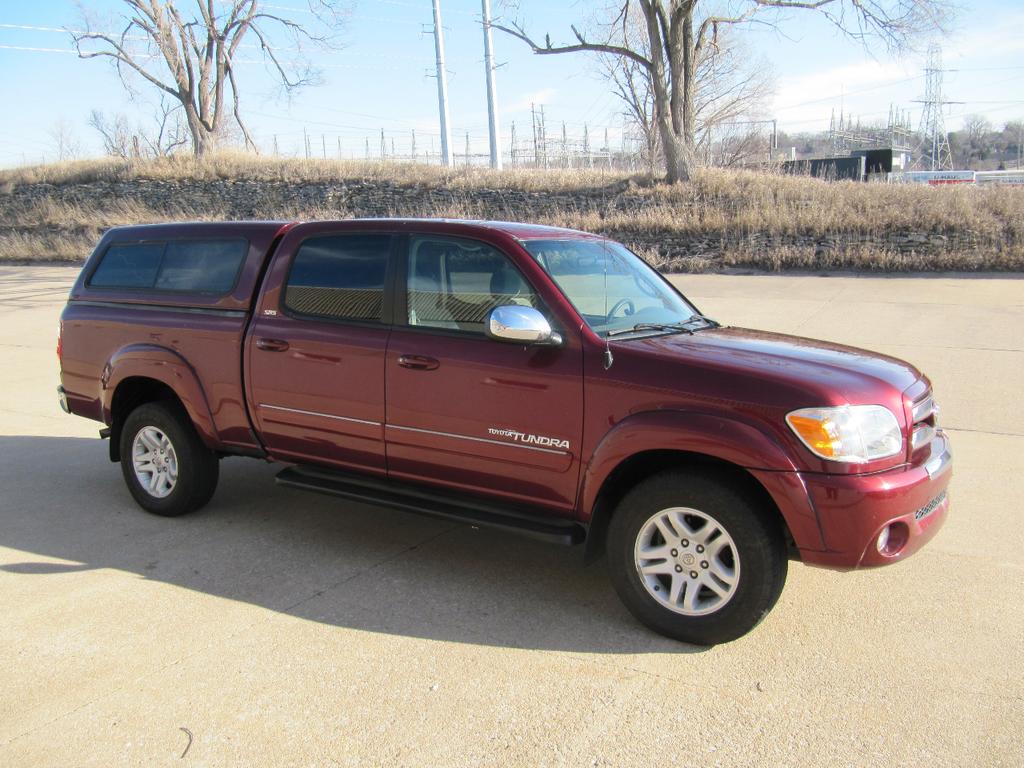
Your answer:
[606,469,787,645]
[119,401,219,517]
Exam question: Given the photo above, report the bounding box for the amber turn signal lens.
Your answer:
[786,414,838,458]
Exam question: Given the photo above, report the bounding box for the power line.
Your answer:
[0,43,76,54]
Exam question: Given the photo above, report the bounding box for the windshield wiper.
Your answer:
[606,322,695,338]
[605,315,720,338]
[686,313,721,329]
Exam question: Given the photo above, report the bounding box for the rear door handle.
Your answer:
[398,354,440,371]
[256,337,290,352]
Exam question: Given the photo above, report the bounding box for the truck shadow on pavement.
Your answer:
[0,436,704,655]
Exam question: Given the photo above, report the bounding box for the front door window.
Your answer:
[407,236,540,333]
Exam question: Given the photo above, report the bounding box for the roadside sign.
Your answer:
[976,171,1024,186]
[890,171,976,185]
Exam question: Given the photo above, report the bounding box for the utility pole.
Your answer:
[431,0,453,167]
[480,0,502,170]
[539,104,547,169]
[531,104,539,167]
[412,129,417,162]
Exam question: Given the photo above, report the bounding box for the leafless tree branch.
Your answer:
[498,0,951,182]
[71,0,349,156]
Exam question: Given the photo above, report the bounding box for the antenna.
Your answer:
[601,240,614,370]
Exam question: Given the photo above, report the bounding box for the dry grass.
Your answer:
[2,154,1022,271]
[0,197,222,263]
[0,152,637,192]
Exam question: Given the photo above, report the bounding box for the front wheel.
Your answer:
[606,470,787,645]
[119,401,219,517]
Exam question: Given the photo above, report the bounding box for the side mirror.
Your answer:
[486,306,563,346]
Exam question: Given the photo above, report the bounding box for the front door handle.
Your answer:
[256,337,290,352]
[398,354,440,371]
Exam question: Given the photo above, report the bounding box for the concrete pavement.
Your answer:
[1,266,1021,766]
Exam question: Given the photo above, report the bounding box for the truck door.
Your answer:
[245,227,396,475]
[384,234,584,513]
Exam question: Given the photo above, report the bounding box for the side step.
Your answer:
[276,465,586,546]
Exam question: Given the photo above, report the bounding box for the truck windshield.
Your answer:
[522,239,699,337]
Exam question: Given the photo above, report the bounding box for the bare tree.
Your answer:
[90,97,190,159]
[71,1,348,157]
[49,120,83,162]
[601,16,772,171]
[496,0,951,183]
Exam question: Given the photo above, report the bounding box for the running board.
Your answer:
[275,465,586,546]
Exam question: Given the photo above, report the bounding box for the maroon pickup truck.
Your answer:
[58,219,951,644]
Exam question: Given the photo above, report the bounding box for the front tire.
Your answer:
[119,402,219,517]
[607,470,787,645]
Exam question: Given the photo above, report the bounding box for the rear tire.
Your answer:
[606,469,787,645]
[119,401,219,517]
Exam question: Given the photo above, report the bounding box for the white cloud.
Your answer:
[773,59,917,131]
[505,88,558,113]
[946,11,1024,62]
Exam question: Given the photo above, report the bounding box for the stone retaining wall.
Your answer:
[0,178,1003,271]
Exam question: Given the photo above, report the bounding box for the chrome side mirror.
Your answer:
[486,306,562,346]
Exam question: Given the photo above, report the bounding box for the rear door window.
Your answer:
[284,234,392,322]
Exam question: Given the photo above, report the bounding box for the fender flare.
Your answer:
[578,410,824,558]
[101,344,220,451]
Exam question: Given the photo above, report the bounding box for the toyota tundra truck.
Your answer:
[57,219,952,644]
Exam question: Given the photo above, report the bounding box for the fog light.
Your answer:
[876,526,890,552]
[876,522,910,556]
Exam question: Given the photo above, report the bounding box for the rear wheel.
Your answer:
[119,402,219,517]
[607,470,787,645]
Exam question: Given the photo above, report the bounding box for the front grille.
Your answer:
[912,394,936,423]
[912,423,936,451]
[910,391,938,454]
[915,489,947,521]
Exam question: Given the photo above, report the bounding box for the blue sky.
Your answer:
[0,0,1022,166]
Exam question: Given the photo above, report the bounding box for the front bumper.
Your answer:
[797,430,952,569]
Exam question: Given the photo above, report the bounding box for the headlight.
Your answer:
[786,405,902,463]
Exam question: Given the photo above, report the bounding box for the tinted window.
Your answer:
[155,240,247,293]
[285,234,391,322]
[407,236,539,333]
[89,239,247,294]
[89,243,164,289]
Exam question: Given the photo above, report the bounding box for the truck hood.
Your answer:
[625,326,922,408]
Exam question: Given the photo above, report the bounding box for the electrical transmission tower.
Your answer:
[913,44,958,170]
